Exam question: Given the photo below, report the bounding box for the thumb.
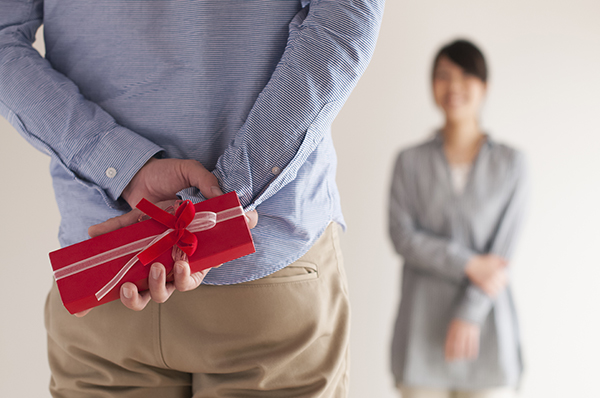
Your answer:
[208,185,224,198]
[184,161,222,199]
[245,209,259,229]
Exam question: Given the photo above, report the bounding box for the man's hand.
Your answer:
[78,193,258,317]
[465,254,508,297]
[74,257,211,317]
[444,318,480,362]
[121,157,222,209]
[117,259,211,312]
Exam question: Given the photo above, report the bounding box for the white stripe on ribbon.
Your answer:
[53,206,245,301]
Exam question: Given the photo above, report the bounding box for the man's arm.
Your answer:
[179,0,385,208]
[0,0,168,208]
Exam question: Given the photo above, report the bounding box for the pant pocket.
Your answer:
[241,261,319,285]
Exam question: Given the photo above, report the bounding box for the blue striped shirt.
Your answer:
[0,0,384,284]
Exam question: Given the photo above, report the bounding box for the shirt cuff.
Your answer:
[448,245,476,281]
[177,187,207,204]
[454,285,494,325]
[71,125,164,205]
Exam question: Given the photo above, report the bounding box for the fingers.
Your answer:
[209,185,224,197]
[445,320,480,362]
[445,322,465,361]
[119,261,207,312]
[120,282,152,311]
[184,160,221,200]
[123,158,219,207]
[74,309,92,317]
[88,199,180,238]
[459,324,478,361]
[245,209,259,229]
[466,327,480,360]
[466,254,510,297]
[148,263,177,303]
[489,254,509,267]
[481,269,508,297]
[444,322,458,361]
[88,209,143,238]
[173,261,209,291]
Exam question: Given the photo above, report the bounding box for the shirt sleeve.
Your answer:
[178,0,385,209]
[388,151,477,283]
[454,152,529,325]
[0,0,163,209]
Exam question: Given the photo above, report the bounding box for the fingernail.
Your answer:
[211,186,222,196]
[175,261,186,274]
[151,264,161,280]
[122,286,132,299]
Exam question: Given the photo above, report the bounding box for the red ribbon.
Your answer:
[135,199,198,266]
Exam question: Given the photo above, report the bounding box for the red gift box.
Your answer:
[49,192,255,314]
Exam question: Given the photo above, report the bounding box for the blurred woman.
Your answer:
[388,39,528,398]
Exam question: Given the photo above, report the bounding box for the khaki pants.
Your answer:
[45,223,349,398]
[399,386,515,398]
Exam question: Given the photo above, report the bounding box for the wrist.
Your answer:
[452,318,479,328]
[121,157,165,207]
[464,255,481,279]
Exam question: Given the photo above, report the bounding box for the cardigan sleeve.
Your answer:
[0,0,163,210]
[389,151,477,283]
[454,151,529,325]
[178,0,385,209]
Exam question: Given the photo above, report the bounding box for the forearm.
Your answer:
[182,0,384,208]
[0,3,162,207]
[455,153,529,324]
[454,284,494,325]
[391,225,476,282]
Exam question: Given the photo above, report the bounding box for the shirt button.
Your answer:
[105,167,117,178]
[271,166,281,175]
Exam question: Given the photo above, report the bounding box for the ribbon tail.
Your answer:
[177,230,198,257]
[137,231,179,266]
[95,229,171,301]
[95,255,140,301]
[136,199,177,228]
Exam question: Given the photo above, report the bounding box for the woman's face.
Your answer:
[432,56,487,124]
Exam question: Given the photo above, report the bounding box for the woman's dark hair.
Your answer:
[432,39,488,83]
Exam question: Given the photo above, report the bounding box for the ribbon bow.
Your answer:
[93,199,220,301]
[135,199,198,266]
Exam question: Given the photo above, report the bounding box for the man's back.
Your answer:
[0,1,384,395]
[43,1,298,168]
[6,0,364,284]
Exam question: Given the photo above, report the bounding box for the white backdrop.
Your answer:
[1,1,599,397]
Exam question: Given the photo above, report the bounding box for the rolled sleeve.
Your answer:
[0,1,164,209]
[191,0,385,208]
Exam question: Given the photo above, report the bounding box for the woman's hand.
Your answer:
[445,318,480,362]
[465,254,508,297]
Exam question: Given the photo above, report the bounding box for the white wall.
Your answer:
[1,1,599,397]
[1,25,58,398]
[334,1,600,397]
